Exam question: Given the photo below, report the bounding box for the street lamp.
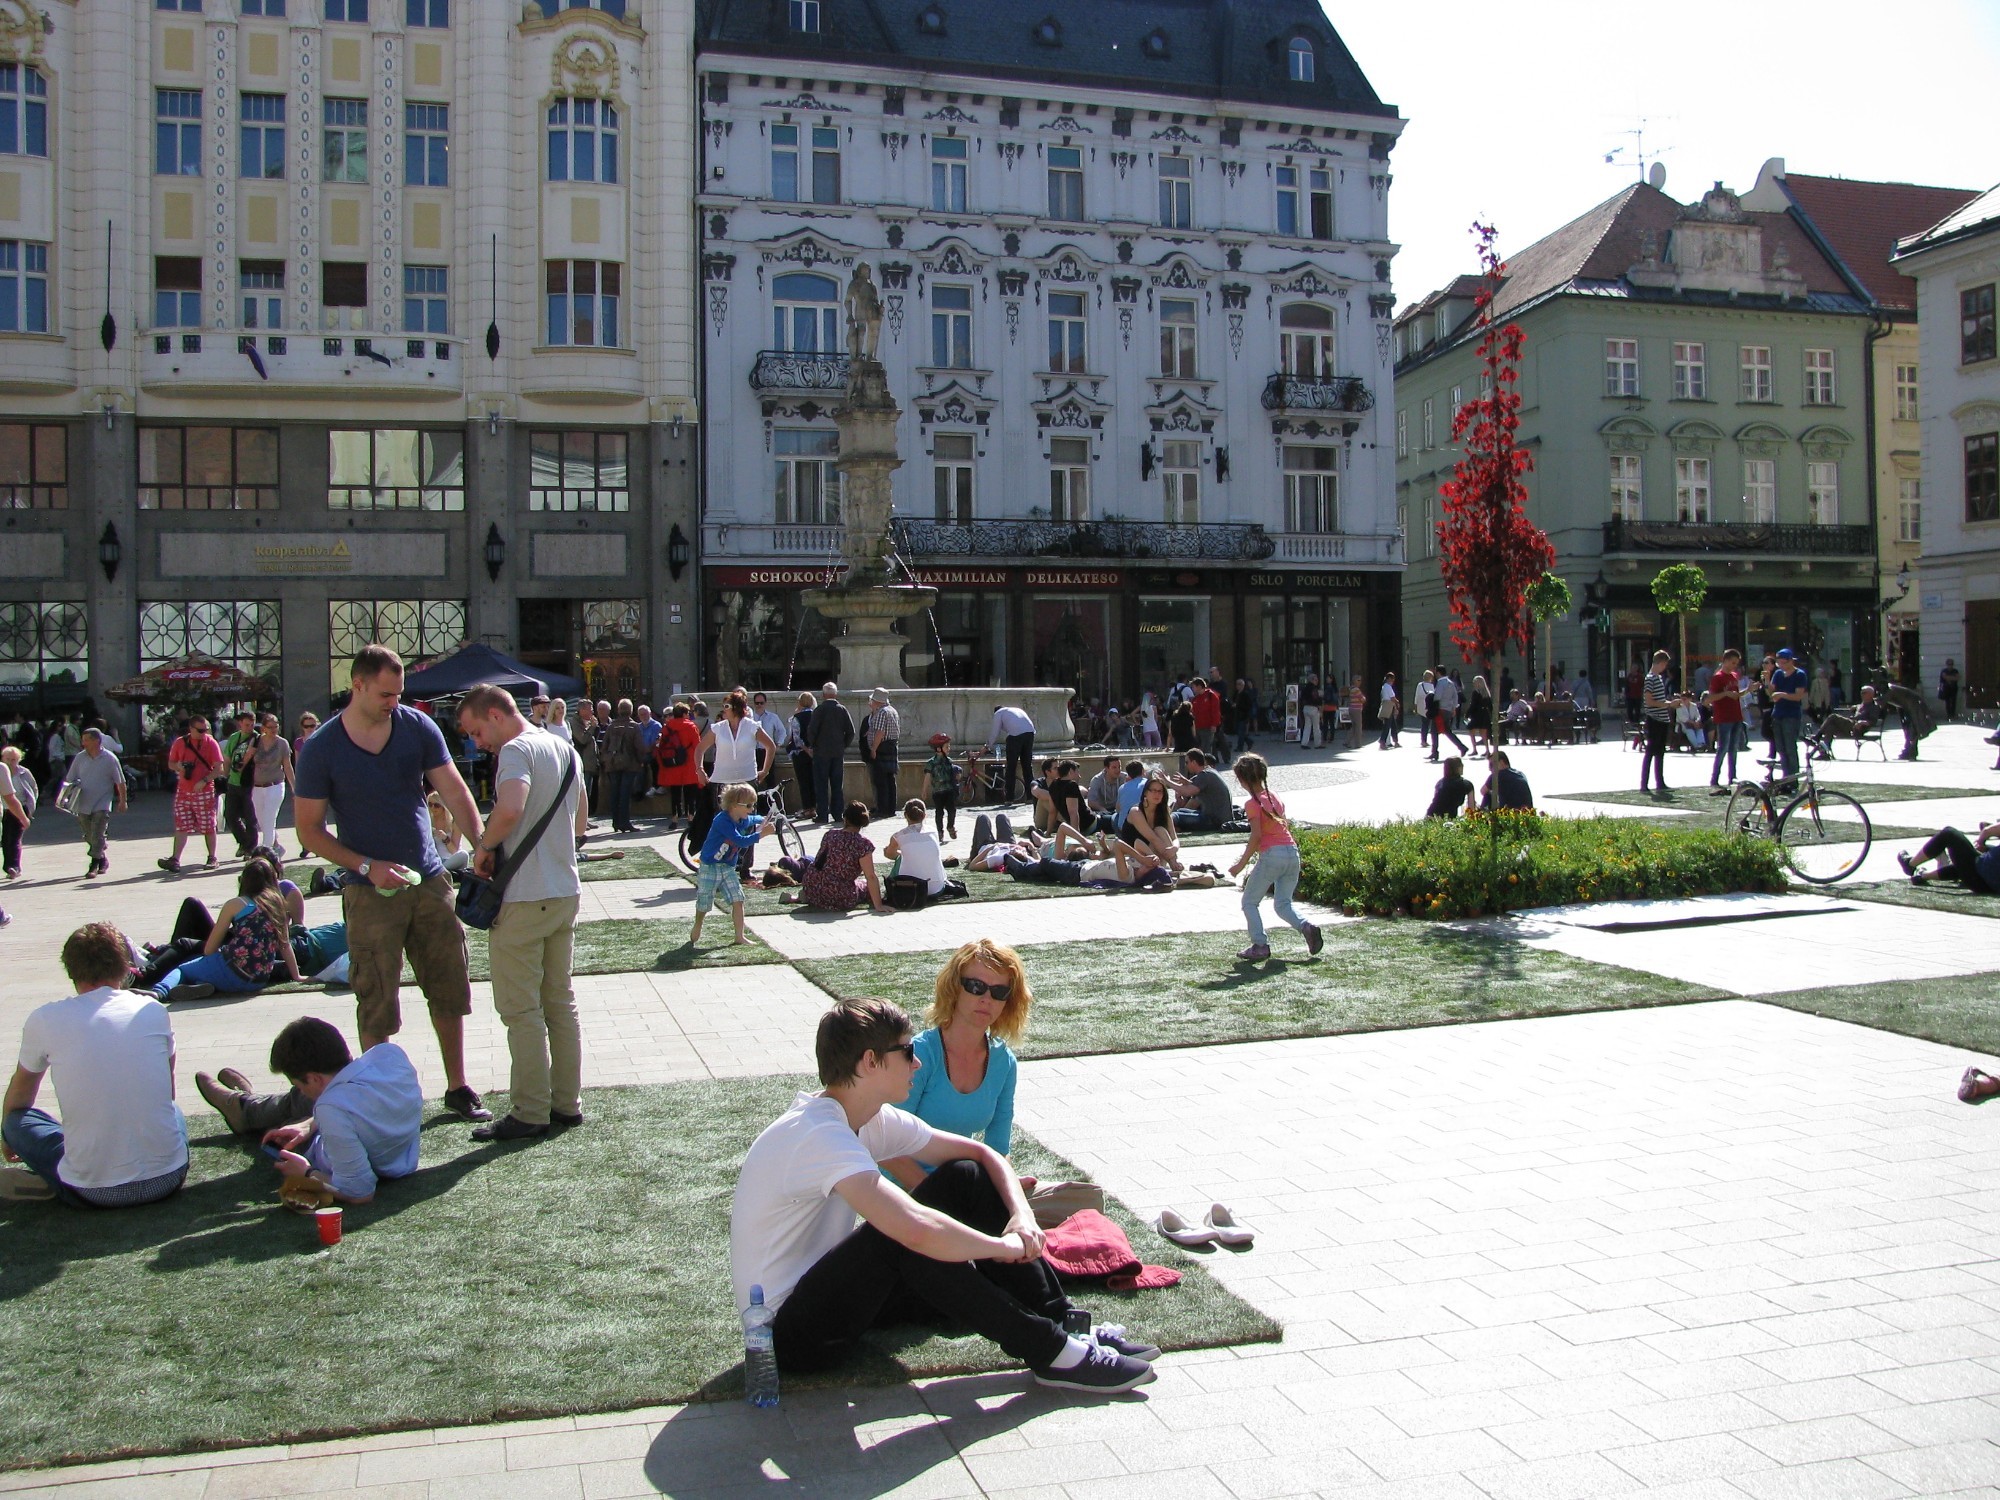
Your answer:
[483,523,505,583]
[666,523,691,580]
[98,522,121,583]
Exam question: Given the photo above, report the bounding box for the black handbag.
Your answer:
[454,750,577,931]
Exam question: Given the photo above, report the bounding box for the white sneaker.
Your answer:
[1155,1208,1218,1247]
[0,1166,53,1200]
[1205,1203,1254,1247]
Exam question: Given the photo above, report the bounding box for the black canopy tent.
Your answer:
[399,642,584,700]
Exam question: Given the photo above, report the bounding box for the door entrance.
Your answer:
[1967,600,1999,711]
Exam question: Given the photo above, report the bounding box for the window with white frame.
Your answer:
[1675,456,1711,522]
[1740,344,1772,402]
[404,102,448,187]
[1743,457,1776,524]
[156,89,201,175]
[321,261,366,324]
[1672,341,1706,399]
[547,98,618,183]
[405,0,447,25]
[1158,155,1191,229]
[1610,453,1642,521]
[325,0,366,19]
[774,429,839,524]
[0,240,48,333]
[1283,445,1338,532]
[1962,284,1996,366]
[530,430,628,512]
[1047,146,1084,221]
[0,424,66,507]
[1048,437,1090,521]
[1047,292,1086,373]
[323,97,367,182]
[1159,298,1196,378]
[931,284,972,368]
[1275,162,1332,239]
[1287,36,1314,82]
[788,0,819,31]
[1421,396,1433,449]
[771,272,840,351]
[327,428,463,510]
[240,93,284,179]
[1898,476,1921,542]
[930,135,967,212]
[1395,409,1407,457]
[403,264,447,334]
[239,260,283,330]
[154,256,200,327]
[1162,439,1200,525]
[545,259,620,347]
[1807,460,1839,523]
[1804,348,1836,405]
[242,0,284,13]
[1449,384,1462,416]
[771,123,837,203]
[1422,492,1435,558]
[1605,337,1639,397]
[1894,362,1919,422]
[1279,303,1334,379]
[933,432,973,523]
[0,64,48,158]
[1966,434,1998,523]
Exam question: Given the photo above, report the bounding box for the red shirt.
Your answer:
[1191,688,1223,730]
[1707,669,1744,725]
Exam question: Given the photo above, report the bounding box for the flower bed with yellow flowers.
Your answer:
[1296,811,1790,920]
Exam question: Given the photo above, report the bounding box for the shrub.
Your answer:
[1295,812,1789,920]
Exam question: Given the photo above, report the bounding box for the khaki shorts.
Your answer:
[341,873,472,1039]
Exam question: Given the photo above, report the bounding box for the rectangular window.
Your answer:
[156,0,200,11]
[545,98,618,185]
[788,0,819,31]
[155,89,201,175]
[545,259,621,347]
[930,135,967,213]
[0,240,48,333]
[1744,457,1775,524]
[404,102,448,187]
[529,430,629,512]
[240,93,285,179]
[328,428,465,510]
[1159,298,1196,378]
[1306,166,1333,240]
[323,97,367,182]
[1421,397,1433,449]
[1894,362,1919,422]
[1048,437,1090,522]
[1275,164,1298,237]
[402,264,447,334]
[239,259,283,330]
[405,0,447,23]
[1807,460,1839,524]
[321,261,366,328]
[1422,493,1435,558]
[1963,284,1997,366]
[1672,341,1706,399]
[1610,453,1642,521]
[770,122,798,201]
[1158,155,1191,229]
[325,0,366,19]
[1804,347,1836,405]
[1047,145,1084,221]
[1162,439,1200,525]
[1740,344,1772,402]
[1047,291,1086,373]
[1965,433,1998,524]
[0,63,50,159]
[1283,445,1338,532]
[1898,476,1921,543]
[809,125,839,204]
[242,0,285,12]
[933,432,973,524]
[1449,384,1462,415]
[0,423,66,508]
[1674,456,1711,523]
[930,284,972,368]
[1605,337,1639,397]
[138,426,279,510]
[774,428,840,524]
[1395,409,1407,457]
[153,255,201,327]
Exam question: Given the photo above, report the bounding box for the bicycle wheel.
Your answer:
[774,814,804,863]
[1722,782,1776,839]
[1777,788,1870,884]
[676,827,699,873]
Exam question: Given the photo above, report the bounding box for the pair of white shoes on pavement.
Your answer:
[1154,1203,1254,1248]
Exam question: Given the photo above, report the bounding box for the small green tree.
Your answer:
[1524,572,1573,699]
[1650,562,1708,687]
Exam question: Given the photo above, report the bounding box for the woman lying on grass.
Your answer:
[1899,819,2000,896]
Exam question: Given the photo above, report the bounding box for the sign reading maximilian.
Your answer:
[158,532,448,579]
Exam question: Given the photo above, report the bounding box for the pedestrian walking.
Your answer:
[457,684,588,1142]
[989,704,1037,804]
[58,728,125,878]
[159,715,224,873]
[1377,672,1401,749]
[2,743,36,879]
[1639,650,1677,796]
[864,688,902,820]
[1428,669,1468,760]
[1414,671,1436,752]
[1233,678,1258,753]
[220,709,260,858]
[1939,659,1961,721]
[249,713,295,856]
[807,682,855,824]
[1225,753,1320,964]
[293,643,493,1122]
[696,689,777,856]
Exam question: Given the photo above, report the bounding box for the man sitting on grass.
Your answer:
[1165,749,1233,834]
[1480,750,1535,812]
[730,997,1158,1391]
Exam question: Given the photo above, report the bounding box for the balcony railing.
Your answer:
[704,521,845,557]
[139,330,464,397]
[749,349,851,392]
[891,518,1276,562]
[1601,518,1873,557]
[1261,373,1374,414]
[1271,531,1404,566]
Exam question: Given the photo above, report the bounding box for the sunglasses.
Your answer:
[882,1042,917,1062]
[959,974,1014,1003]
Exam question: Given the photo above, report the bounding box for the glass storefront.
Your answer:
[1255,595,1353,708]
[1032,596,1110,706]
[1137,596,1210,691]
[713,589,836,695]
[924,593,1008,688]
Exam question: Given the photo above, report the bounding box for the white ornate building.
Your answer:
[695,0,1403,706]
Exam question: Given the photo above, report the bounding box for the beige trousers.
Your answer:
[486,894,582,1125]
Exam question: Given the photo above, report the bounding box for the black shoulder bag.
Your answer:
[455,750,577,931]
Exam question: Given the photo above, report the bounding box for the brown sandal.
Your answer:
[1958,1067,1999,1106]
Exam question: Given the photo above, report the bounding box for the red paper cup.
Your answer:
[315,1206,342,1246]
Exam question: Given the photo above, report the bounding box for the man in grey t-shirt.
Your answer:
[58,730,126,879]
[458,684,588,1143]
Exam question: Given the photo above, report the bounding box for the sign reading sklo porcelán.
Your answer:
[1246,571,1366,592]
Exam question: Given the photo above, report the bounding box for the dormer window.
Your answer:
[1033,15,1060,46]
[1287,36,1315,82]
[790,0,820,33]
[916,4,945,34]
[1142,27,1169,58]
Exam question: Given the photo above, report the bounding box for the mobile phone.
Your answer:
[261,1142,284,1160]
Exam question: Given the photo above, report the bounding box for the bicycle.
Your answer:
[675,779,806,872]
[1720,733,1872,884]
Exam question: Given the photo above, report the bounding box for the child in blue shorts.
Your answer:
[691,782,769,945]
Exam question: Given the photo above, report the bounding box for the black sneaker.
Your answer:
[1033,1341,1158,1394]
[442,1085,494,1122]
[170,981,216,1001]
[1303,921,1324,956]
[471,1114,548,1142]
[550,1109,584,1129]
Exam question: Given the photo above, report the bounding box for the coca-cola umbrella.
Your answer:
[106,656,276,704]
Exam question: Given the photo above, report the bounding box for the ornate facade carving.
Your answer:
[760,91,849,112]
[551,31,620,98]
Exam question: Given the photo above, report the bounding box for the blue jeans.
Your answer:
[1241,843,1307,946]
[148,950,264,1000]
[1173,808,1222,833]
[3,1107,186,1207]
[1710,722,1747,785]
[813,755,846,822]
[1771,717,1801,779]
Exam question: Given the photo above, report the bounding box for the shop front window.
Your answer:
[713,589,836,693]
[1138,596,1210,692]
[1032,596,1109,705]
[922,592,1007,688]
[0,600,87,702]
[327,598,464,694]
[1742,607,1793,670]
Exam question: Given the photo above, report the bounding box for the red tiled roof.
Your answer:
[1782,173,1981,309]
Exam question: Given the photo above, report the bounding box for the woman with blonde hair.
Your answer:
[884,939,1032,1188]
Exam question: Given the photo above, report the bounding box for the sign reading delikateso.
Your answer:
[158,532,447,579]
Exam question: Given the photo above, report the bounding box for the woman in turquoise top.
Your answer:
[884,938,1032,1186]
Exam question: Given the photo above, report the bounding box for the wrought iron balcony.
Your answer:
[891,517,1276,562]
[1261,373,1374,414]
[749,349,851,392]
[1601,518,1874,557]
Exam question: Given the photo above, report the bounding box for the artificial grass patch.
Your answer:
[1837,880,2000,921]
[0,1077,1274,1471]
[798,927,1724,1061]
[293,846,678,896]
[1757,971,2000,1058]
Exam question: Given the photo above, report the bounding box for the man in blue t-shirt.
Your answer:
[294,644,493,1122]
[1767,648,1809,781]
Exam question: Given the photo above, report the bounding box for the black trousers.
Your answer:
[1918,828,1994,893]
[2,808,21,873]
[770,1160,1071,1374]
[1001,732,1036,804]
[1640,718,1673,789]
[870,742,900,818]
[222,782,257,853]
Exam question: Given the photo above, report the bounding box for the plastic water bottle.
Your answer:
[742,1285,779,1408]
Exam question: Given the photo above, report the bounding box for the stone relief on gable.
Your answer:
[551,32,620,98]
[761,92,850,113]
[0,0,45,65]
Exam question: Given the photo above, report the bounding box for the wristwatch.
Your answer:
[357,861,372,881]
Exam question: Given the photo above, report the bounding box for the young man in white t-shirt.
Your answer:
[729,998,1157,1392]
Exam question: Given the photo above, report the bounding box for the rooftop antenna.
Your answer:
[1602,119,1673,186]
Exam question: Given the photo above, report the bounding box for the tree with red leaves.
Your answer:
[1436,222,1556,748]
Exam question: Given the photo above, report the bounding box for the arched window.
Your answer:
[1280,304,1335,379]
[771,272,840,352]
[547,97,618,182]
[1287,36,1315,83]
[0,64,48,158]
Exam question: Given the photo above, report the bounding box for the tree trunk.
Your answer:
[1678,612,1689,695]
